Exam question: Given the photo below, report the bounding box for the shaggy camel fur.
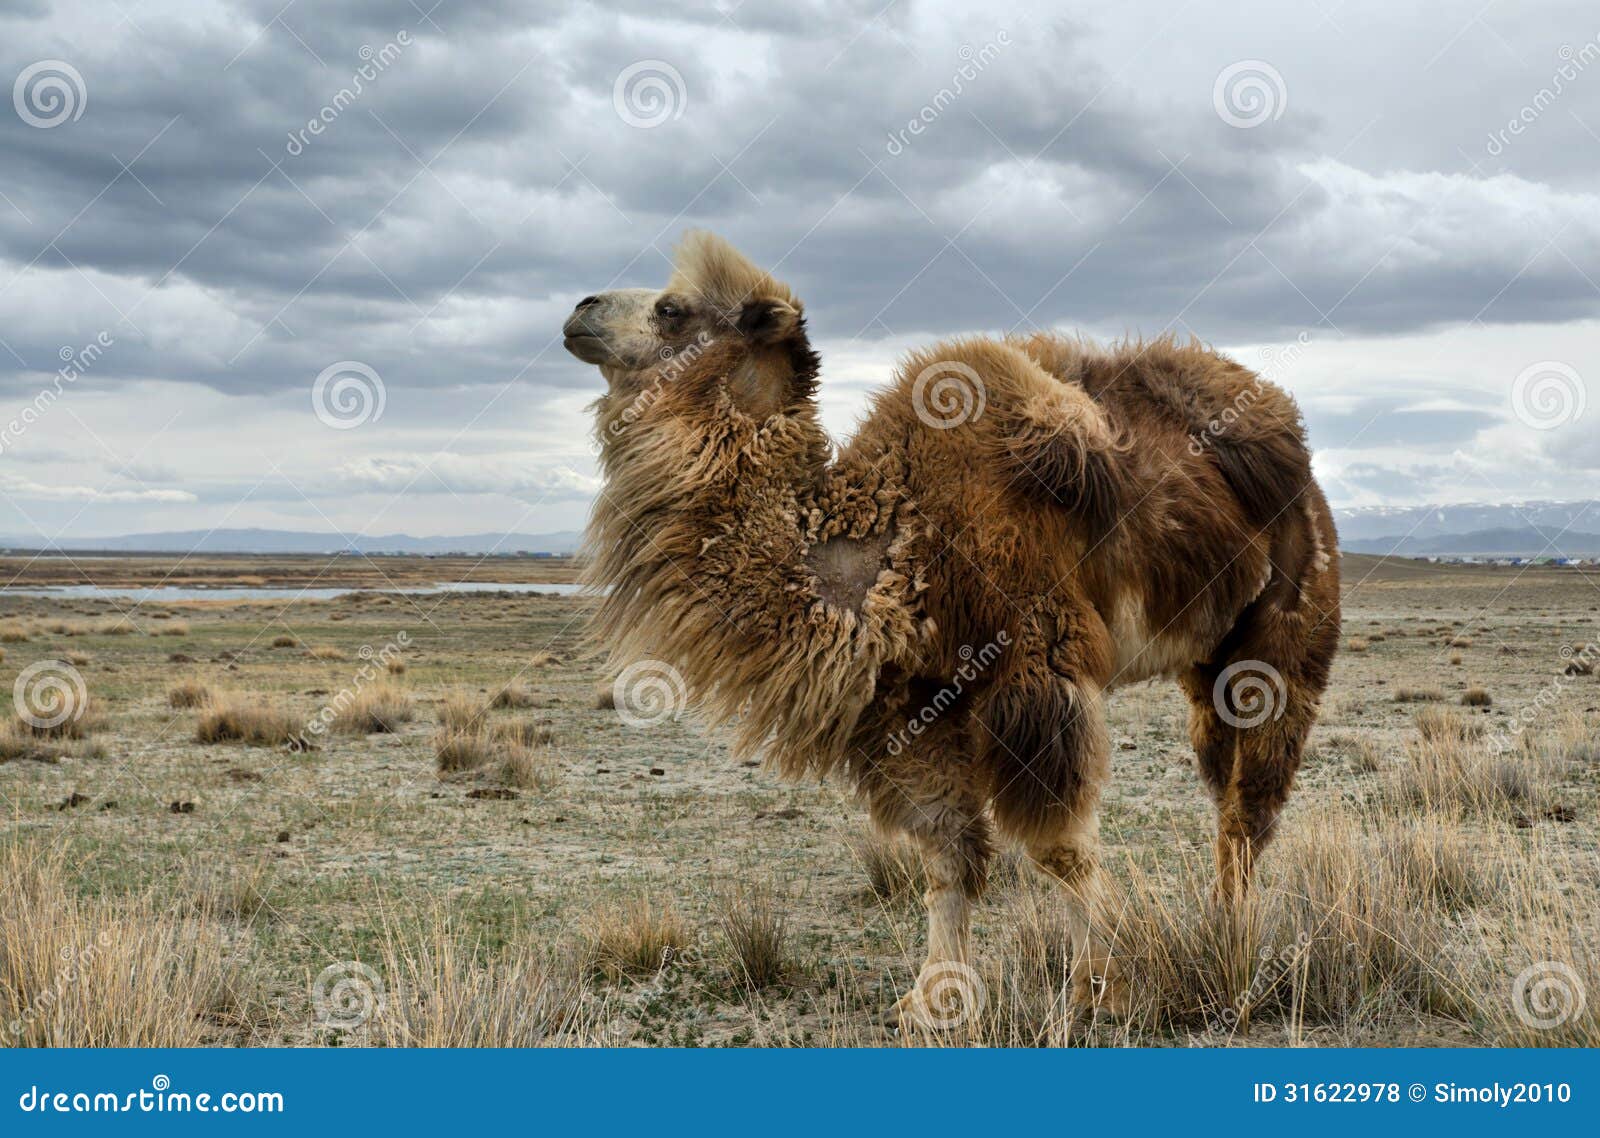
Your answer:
[564,233,1340,1024]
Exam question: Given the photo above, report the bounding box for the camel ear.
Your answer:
[737,297,800,342]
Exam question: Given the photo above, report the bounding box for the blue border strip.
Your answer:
[3,1048,1595,1133]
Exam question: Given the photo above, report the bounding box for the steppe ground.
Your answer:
[1,552,1595,1047]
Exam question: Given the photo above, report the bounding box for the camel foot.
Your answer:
[1070,953,1131,1018]
[885,961,989,1032]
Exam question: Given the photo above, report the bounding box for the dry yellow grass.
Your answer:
[0,844,246,1046]
[330,682,414,735]
[196,695,312,749]
[370,912,594,1046]
[582,895,692,980]
[489,679,539,709]
[714,883,792,989]
[168,679,215,709]
[307,645,346,661]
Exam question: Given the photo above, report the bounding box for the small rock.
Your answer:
[649,767,665,776]
[169,800,196,814]
[275,830,291,842]
[467,787,519,800]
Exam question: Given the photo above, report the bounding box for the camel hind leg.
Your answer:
[1183,613,1336,900]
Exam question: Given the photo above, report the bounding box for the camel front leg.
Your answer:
[862,722,993,1032]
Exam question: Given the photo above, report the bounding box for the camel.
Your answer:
[563,233,1340,1024]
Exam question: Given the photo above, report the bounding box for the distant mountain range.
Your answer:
[4,501,1599,558]
[0,527,582,556]
[1333,501,1600,558]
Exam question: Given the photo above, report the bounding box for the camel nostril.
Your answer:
[575,295,601,311]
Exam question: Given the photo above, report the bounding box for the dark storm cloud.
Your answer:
[1,0,1598,412]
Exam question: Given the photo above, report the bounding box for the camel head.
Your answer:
[562,231,816,420]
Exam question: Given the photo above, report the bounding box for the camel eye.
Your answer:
[656,301,682,320]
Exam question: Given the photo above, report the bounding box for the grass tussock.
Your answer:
[582,895,693,981]
[489,679,539,709]
[1394,686,1446,703]
[196,695,312,750]
[1461,687,1493,707]
[270,635,298,648]
[168,680,215,709]
[852,834,926,902]
[385,658,406,675]
[433,717,558,790]
[1,844,246,1046]
[1385,731,1543,818]
[330,682,414,735]
[307,645,345,661]
[1345,636,1369,653]
[370,913,594,1046]
[714,883,793,989]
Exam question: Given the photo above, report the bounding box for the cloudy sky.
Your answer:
[1,0,1597,541]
